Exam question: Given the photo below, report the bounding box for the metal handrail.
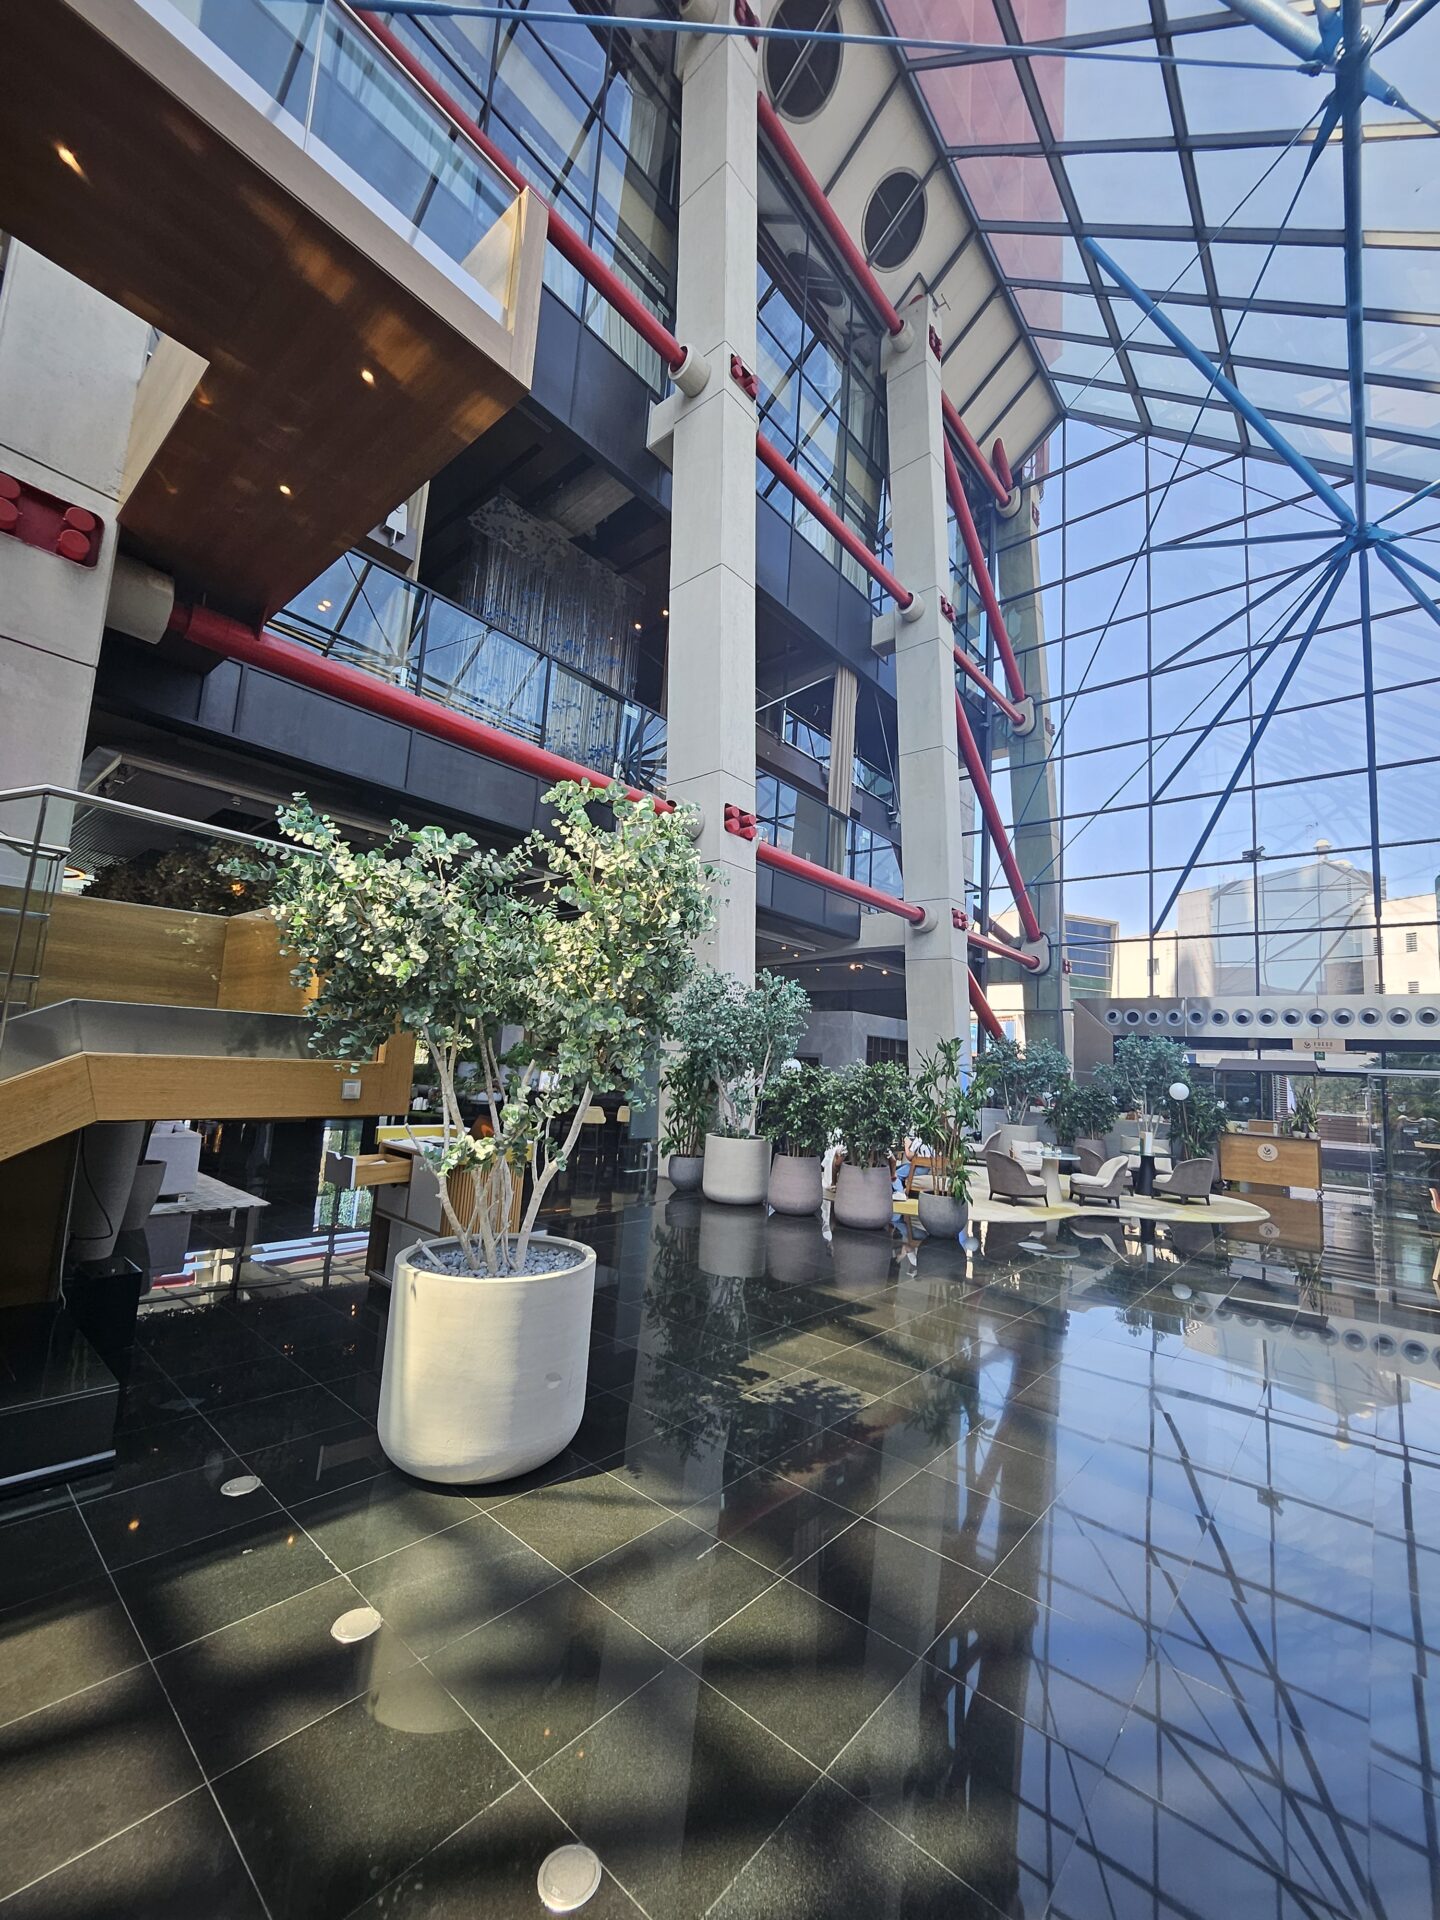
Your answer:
[0,787,287,848]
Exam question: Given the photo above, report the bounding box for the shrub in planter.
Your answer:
[247,781,713,1482]
[660,1051,715,1192]
[1095,1035,1187,1137]
[830,1060,913,1230]
[972,1036,1069,1128]
[911,1037,978,1237]
[1048,1079,1118,1151]
[672,969,810,1205]
[759,1062,835,1216]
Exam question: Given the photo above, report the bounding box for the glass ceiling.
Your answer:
[881,0,1440,491]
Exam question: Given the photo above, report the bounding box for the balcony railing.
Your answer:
[272,554,668,793]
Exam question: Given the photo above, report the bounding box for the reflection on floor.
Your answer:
[4,1179,1440,1916]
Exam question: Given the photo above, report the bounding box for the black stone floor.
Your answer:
[5,1182,1440,1917]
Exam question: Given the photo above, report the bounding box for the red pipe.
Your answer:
[969,969,1005,1041]
[954,693,1043,945]
[954,913,1040,971]
[757,94,904,339]
[943,440,1026,704]
[741,830,927,924]
[955,645,1025,729]
[168,604,670,811]
[943,393,1010,512]
[353,9,688,375]
[992,438,1015,496]
[756,433,914,610]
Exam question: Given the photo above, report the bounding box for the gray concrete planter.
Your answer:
[832,1162,895,1231]
[768,1152,823,1217]
[702,1132,771,1207]
[697,1201,768,1278]
[378,1234,596,1485]
[667,1154,704,1193]
[917,1191,968,1238]
[765,1212,829,1285]
[828,1225,895,1293]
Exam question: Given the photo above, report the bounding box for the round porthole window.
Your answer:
[765,0,842,121]
[863,170,927,270]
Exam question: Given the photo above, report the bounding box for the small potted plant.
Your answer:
[1286,1081,1321,1140]
[910,1037,978,1238]
[250,781,712,1485]
[829,1059,913,1230]
[660,1051,714,1192]
[760,1062,835,1216]
[672,969,811,1206]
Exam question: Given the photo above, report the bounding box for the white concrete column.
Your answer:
[662,23,759,982]
[882,303,974,1067]
[0,246,149,805]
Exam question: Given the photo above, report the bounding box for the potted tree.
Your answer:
[251,781,712,1484]
[1096,1034,1187,1154]
[659,1051,714,1192]
[672,969,811,1206]
[830,1059,914,1230]
[910,1037,978,1238]
[972,1036,1068,1145]
[760,1062,835,1216]
[1048,1079,1118,1153]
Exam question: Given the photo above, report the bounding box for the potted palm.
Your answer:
[660,1051,714,1192]
[251,781,712,1484]
[672,969,811,1206]
[760,1062,835,1216]
[830,1059,914,1230]
[910,1038,978,1238]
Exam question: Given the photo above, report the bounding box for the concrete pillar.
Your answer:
[0,246,149,806]
[661,23,758,981]
[881,303,973,1067]
[995,479,1071,1056]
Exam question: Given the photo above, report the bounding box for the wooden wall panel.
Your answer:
[31,895,226,1011]
[217,914,312,1015]
[0,1056,95,1164]
[1220,1132,1323,1192]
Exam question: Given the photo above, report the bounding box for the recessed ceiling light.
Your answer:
[56,144,83,176]
[279,483,293,497]
[317,598,332,611]
[360,368,376,386]
[661,607,669,617]
[634,621,643,630]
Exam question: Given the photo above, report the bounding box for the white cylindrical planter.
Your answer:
[832,1163,895,1232]
[702,1132,771,1206]
[667,1154,704,1193]
[768,1152,822,1217]
[378,1235,596,1485]
[917,1192,968,1239]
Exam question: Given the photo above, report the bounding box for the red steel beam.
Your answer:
[943,393,1011,511]
[737,828,927,924]
[757,94,904,340]
[953,914,1041,971]
[353,8,689,376]
[756,433,915,610]
[954,693,1043,945]
[992,437,1015,496]
[955,645,1025,728]
[943,440,1027,704]
[168,605,670,810]
[969,968,1005,1041]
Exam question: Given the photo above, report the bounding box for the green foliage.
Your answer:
[1095,1034,1187,1126]
[659,1051,716,1159]
[1048,1079,1117,1149]
[241,781,713,1274]
[669,969,811,1137]
[1287,1080,1321,1138]
[910,1038,978,1199]
[830,1060,914,1170]
[972,1035,1070,1123]
[759,1063,836,1158]
[89,842,269,915]
[1170,1078,1226,1160]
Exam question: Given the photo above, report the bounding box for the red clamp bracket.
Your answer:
[939,595,956,626]
[729,354,758,400]
[928,325,943,361]
[0,472,103,566]
[734,0,759,46]
[724,802,760,842]
[951,909,969,931]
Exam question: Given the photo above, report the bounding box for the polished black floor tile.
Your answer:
[487,1464,669,1573]
[0,1664,200,1901]
[347,1779,645,1917]
[0,1576,145,1729]
[575,1511,776,1655]
[289,1470,477,1573]
[155,1575,418,1776]
[348,1511,560,1657]
[0,1786,266,1919]
[212,1667,515,1920]
[682,1577,914,1766]
[700,1465,860,1573]
[241,1416,390,1506]
[206,1382,356,1454]
[71,1412,228,1503]
[785,1513,993,1656]
[532,1664,819,1920]
[113,1509,335,1656]
[869,1457,1040,1570]
[426,1576,669,1771]
[0,1502,106,1607]
[707,1774,971,1919]
[135,1312,279,1374]
[166,1351,313,1415]
[81,1457,279,1569]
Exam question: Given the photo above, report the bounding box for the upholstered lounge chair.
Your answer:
[1152,1156,1216,1205]
[1074,1138,1107,1177]
[1068,1154,1130,1207]
[984,1151,1048,1206]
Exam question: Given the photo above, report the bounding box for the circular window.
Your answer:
[765,0,842,121]
[863,170,927,270]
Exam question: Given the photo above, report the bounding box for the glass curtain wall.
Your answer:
[387,0,680,389]
[991,417,1440,1000]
